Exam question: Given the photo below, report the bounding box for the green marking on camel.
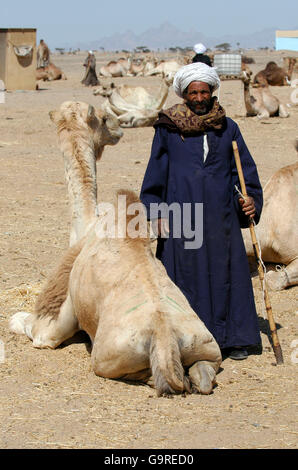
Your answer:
[124,300,148,314]
[164,295,187,313]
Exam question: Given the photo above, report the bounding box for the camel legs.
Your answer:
[278,103,290,118]
[266,258,298,291]
[257,108,270,119]
[10,294,79,349]
[188,360,218,395]
[121,363,218,395]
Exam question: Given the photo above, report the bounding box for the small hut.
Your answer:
[0,28,36,90]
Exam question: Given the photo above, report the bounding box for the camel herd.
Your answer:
[9,47,297,396]
[35,43,297,126]
[94,54,296,126]
[98,55,184,80]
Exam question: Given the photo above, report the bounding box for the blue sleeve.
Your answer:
[140,127,169,220]
[230,122,263,227]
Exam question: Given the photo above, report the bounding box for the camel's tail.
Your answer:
[149,318,190,396]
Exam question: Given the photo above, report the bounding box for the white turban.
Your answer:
[193,43,207,54]
[173,62,220,98]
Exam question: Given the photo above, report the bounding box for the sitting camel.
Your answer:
[94,78,171,128]
[253,59,296,87]
[144,60,182,79]
[240,71,289,119]
[99,60,128,77]
[242,144,298,291]
[36,62,67,81]
[9,100,222,397]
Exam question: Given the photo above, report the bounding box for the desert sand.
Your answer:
[0,50,297,449]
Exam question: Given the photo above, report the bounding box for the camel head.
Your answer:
[93,81,116,97]
[49,101,123,159]
[240,70,252,86]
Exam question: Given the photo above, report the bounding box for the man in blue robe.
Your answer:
[140,62,263,360]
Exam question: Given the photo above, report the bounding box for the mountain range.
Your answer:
[66,22,297,52]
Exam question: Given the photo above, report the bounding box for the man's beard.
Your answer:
[187,98,213,115]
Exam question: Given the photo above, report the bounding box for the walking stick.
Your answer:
[232,141,284,365]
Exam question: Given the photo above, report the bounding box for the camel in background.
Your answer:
[99,60,128,77]
[37,39,50,68]
[9,100,222,397]
[242,143,298,290]
[144,60,182,81]
[283,57,298,75]
[240,71,289,119]
[36,63,67,81]
[99,56,158,77]
[253,59,296,87]
[95,78,171,127]
[36,39,67,81]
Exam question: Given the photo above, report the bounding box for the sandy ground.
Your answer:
[0,50,297,450]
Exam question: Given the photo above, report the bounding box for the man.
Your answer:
[192,43,212,66]
[81,51,99,86]
[140,62,263,360]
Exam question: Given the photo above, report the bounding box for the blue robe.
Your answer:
[140,117,263,349]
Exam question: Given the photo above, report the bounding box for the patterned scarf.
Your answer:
[155,97,226,135]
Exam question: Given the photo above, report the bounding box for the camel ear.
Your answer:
[49,110,60,123]
[101,112,108,124]
[87,105,96,124]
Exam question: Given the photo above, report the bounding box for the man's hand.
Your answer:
[238,196,256,218]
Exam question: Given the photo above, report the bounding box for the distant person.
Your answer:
[37,39,50,68]
[81,51,99,86]
[192,43,212,66]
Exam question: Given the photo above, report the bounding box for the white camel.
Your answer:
[9,100,222,397]
[99,60,128,77]
[144,60,182,80]
[95,78,171,128]
[242,148,298,291]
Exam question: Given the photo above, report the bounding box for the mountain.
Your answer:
[63,22,297,51]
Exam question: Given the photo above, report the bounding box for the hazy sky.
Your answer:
[1,0,298,48]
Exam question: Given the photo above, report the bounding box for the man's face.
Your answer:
[183,81,212,115]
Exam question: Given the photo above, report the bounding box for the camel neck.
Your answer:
[61,133,98,246]
[243,82,256,116]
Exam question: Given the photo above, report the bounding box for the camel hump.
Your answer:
[149,321,190,396]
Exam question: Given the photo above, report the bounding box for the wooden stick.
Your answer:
[232,141,284,365]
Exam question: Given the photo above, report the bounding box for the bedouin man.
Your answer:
[81,50,99,86]
[192,43,212,66]
[140,62,263,360]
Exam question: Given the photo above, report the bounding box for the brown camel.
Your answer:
[9,100,222,397]
[253,59,296,87]
[36,63,67,81]
[36,39,50,68]
[240,71,289,119]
